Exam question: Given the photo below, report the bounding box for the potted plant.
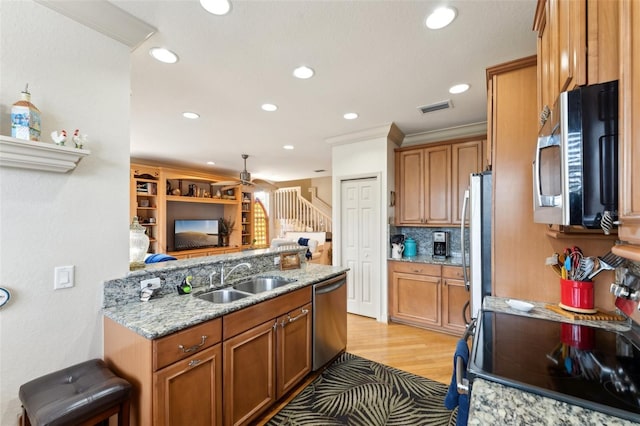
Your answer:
[219,217,235,247]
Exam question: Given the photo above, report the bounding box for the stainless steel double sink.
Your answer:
[195,276,297,304]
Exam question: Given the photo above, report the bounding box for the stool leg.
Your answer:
[118,399,131,426]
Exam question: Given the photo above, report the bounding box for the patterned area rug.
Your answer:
[267,352,457,425]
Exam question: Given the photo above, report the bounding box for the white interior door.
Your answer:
[341,178,379,318]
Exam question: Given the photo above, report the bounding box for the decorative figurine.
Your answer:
[51,130,67,146]
[72,129,87,149]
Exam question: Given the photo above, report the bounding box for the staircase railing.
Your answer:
[272,187,332,234]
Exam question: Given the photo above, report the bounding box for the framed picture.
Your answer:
[280,252,301,270]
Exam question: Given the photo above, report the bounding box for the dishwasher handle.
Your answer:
[314,274,346,295]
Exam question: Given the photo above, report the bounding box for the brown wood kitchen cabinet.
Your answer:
[104,317,223,426]
[533,0,618,130]
[395,137,483,226]
[222,287,312,426]
[615,0,640,246]
[388,261,469,336]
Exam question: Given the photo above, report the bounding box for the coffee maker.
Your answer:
[433,231,449,259]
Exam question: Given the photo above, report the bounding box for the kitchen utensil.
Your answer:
[600,251,626,268]
[573,257,595,281]
[587,257,615,280]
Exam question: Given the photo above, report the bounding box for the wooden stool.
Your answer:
[19,359,131,426]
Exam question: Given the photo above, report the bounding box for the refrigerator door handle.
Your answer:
[460,188,470,291]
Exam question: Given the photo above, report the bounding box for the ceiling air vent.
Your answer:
[418,99,453,115]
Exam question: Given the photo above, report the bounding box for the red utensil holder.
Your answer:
[560,278,594,310]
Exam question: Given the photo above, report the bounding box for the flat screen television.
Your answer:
[174,219,219,250]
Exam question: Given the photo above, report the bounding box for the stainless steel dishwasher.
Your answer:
[312,273,347,371]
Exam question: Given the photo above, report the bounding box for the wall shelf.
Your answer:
[0,135,90,173]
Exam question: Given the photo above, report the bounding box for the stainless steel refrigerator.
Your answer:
[460,171,492,321]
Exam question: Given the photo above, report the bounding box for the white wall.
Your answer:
[330,124,402,323]
[0,2,130,424]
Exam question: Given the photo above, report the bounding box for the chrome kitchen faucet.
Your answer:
[220,262,251,286]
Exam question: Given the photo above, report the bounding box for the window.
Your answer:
[253,198,269,247]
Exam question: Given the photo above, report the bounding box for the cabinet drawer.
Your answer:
[442,266,467,280]
[223,287,311,340]
[153,318,222,371]
[389,261,441,276]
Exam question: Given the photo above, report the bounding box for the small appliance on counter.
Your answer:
[433,231,450,259]
[390,234,405,246]
[390,234,405,260]
[404,237,417,257]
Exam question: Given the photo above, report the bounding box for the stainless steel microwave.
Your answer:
[532,80,619,232]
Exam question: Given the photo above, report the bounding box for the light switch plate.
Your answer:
[54,265,75,290]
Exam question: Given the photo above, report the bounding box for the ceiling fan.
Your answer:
[211,154,277,191]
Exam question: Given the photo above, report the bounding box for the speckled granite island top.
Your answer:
[102,248,348,340]
[468,296,638,425]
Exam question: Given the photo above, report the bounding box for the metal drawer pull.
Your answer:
[283,308,309,326]
[188,359,201,368]
[178,335,207,353]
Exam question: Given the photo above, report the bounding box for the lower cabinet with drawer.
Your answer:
[222,287,312,426]
[388,261,469,335]
[104,316,223,426]
[103,286,312,426]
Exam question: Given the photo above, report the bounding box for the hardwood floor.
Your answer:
[346,313,460,385]
[255,313,460,424]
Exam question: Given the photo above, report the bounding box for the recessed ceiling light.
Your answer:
[207,161,216,165]
[426,6,457,30]
[449,83,470,94]
[283,145,294,150]
[149,47,179,64]
[343,112,359,120]
[182,112,200,119]
[293,66,315,79]
[200,0,231,15]
[261,103,278,112]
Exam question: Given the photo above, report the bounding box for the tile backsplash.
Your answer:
[389,225,467,258]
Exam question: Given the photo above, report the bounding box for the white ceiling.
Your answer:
[113,0,537,181]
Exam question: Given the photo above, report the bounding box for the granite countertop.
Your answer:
[468,296,637,425]
[387,254,465,266]
[103,262,348,340]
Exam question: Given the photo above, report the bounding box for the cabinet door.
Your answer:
[587,0,619,85]
[424,145,451,225]
[535,1,552,124]
[442,278,469,335]
[390,272,441,327]
[397,149,424,224]
[276,303,312,398]
[223,320,276,426]
[451,140,483,224]
[153,344,222,426]
[618,0,640,243]
[556,0,586,93]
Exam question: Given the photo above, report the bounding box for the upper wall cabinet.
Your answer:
[533,0,619,130]
[616,0,640,246]
[395,137,484,226]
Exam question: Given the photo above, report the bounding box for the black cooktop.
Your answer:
[468,311,640,423]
